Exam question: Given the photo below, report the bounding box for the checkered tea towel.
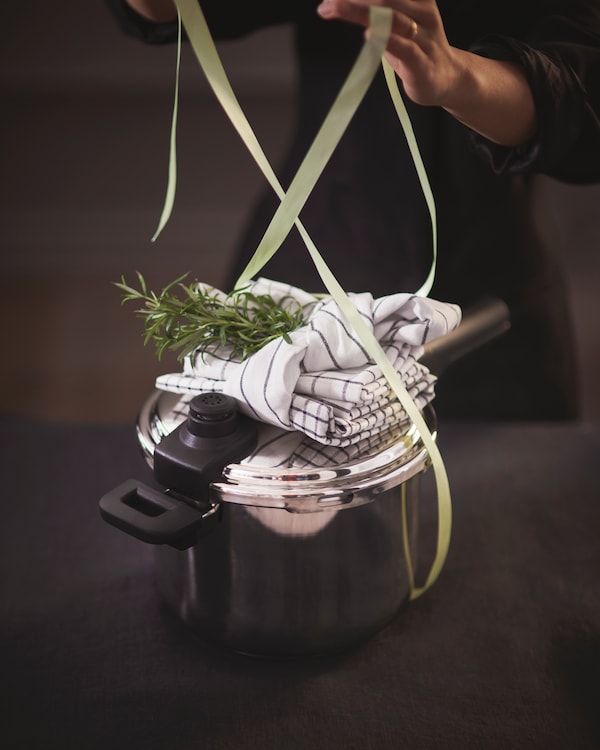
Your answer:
[156,278,461,446]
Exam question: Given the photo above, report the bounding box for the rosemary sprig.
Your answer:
[115,272,308,361]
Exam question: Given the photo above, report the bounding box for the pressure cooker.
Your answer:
[100,298,509,657]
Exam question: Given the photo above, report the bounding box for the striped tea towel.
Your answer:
[156,278,461,446]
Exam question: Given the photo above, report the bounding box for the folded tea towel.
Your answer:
[168,393,418,470]
[243,419,419,469]
[156,278,461,446]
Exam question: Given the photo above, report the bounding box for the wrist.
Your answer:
[437,49,481,112]
[440,50,537,147]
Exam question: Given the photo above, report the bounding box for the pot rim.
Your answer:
[137,390,435,512]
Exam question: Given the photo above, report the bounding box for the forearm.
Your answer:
[124,0,177,22]
[441,50,537,147]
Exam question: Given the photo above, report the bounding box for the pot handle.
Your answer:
[99,479,220,550]
[420,296,510,376]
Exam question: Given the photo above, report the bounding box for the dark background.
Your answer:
[1,0,599,424]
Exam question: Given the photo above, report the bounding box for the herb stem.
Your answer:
[115,272,308,361]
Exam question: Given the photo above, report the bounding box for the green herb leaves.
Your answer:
[115,272,308,362]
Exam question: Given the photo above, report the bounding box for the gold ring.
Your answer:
[408,18,418,40]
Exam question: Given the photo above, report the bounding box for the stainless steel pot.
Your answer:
[99,298,510,657]
[101,389,431,656]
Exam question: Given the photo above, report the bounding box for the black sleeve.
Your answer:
[104,0,179,44]
[103,0,308,43]
[467,1,600,184]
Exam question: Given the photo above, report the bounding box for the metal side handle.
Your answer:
[421,297,510,376]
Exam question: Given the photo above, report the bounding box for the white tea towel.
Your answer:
[166,394,416,469]
[156,278,461,445]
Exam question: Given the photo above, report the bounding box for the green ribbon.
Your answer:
[382,58,437,298]
[158,0,451,598]
[151,12,182,242]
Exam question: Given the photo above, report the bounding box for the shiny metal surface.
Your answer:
[137,389,429,656]
[155,478,420,657]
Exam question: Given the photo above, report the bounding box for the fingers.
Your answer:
[317,0,372,29]
[316,0,457,108]
[317,0,421,43]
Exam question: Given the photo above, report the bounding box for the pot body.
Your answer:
[154,477,420,657]
[98,390,432,656]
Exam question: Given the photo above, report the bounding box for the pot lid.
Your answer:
[137,390,434,511]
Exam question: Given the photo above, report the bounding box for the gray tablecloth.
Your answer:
[1,414,599,749]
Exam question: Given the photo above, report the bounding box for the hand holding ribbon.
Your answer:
[317,0,537,146]
[318,0,464,108]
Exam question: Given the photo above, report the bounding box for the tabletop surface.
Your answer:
[1,414,599,750]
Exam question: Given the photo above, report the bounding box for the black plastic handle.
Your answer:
[99,479,220,550]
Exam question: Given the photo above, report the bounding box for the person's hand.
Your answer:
[317,0,537,146]
[317,0,465,109]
